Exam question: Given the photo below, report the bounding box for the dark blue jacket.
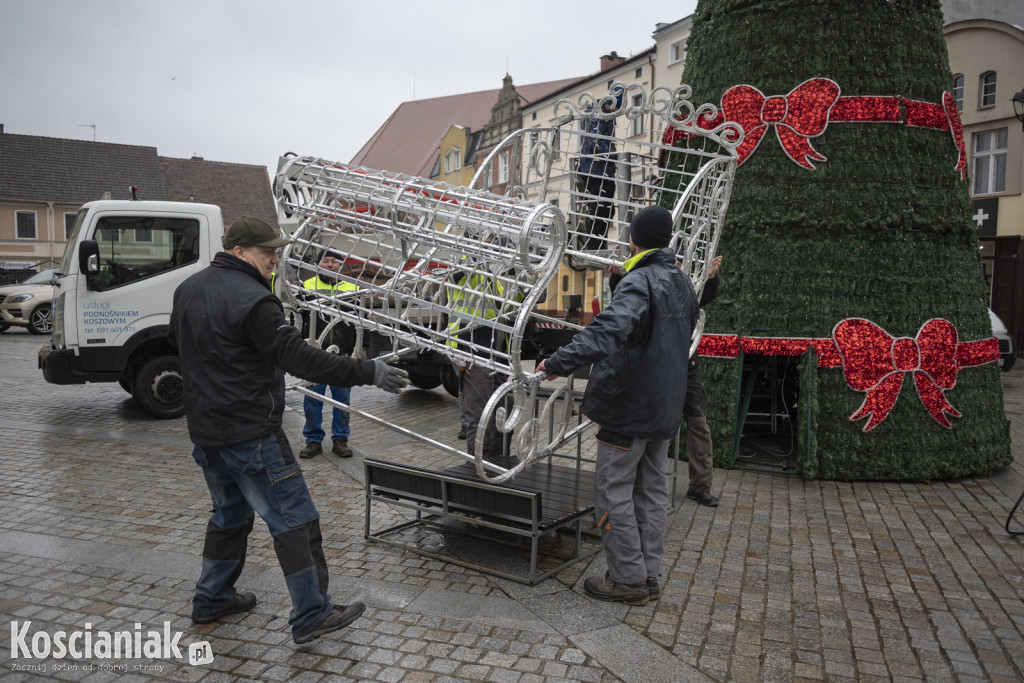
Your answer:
[544,248,698,439]
[577,89,624,178]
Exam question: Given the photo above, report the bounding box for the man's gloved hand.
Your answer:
[373,359,410,394]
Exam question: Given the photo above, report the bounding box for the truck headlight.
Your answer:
[53,293,65,347]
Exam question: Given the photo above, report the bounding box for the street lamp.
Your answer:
[1012,87,1024,131]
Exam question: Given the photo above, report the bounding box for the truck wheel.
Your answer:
[408,370,442,391]
[132,356,185,419]
[27,304,52,335]
[1002,354,1016,373]
[440,363,460,398]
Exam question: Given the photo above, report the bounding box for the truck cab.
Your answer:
[39,200,223,418]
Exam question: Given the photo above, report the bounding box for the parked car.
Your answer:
[0,267,57,335]
[990,309,1016,372]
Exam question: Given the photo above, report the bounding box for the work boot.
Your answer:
[332,439,353,458]
[299,442,322,459]
[457,426,467,440]
[686,490,719,507]
[646,577,661,599]
[191,591,257,624]
[583,576,649,606]
[293,602,365,644]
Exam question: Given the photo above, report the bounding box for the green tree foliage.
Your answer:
[678,0,1010,479]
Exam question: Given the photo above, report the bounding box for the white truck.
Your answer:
[38,200,223,418]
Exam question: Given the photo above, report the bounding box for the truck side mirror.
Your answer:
[79,240,101,290]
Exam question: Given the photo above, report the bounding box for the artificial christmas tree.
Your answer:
[667,0,1010,479]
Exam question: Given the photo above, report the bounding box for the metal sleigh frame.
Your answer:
[273,82,741,581]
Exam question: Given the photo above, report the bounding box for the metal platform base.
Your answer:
[364,457,602,585]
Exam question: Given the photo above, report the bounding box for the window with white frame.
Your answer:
[973,128,1007,195]
[953,74,964,111]
[670,40,685,64]
[628,94,646,137]
[16,211,37,239]
[979,71,997,107]
[64,213,77,240]
[498,152,510,184]
[444,147,461,174]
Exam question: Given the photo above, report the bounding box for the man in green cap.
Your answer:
[169,216,409,644]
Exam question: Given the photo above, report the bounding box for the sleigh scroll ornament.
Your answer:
[274,83,739,483]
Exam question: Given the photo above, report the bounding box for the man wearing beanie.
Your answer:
[169,217,409,644]
[537,205,699,605]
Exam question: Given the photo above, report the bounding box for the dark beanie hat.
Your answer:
[629,206,673,249]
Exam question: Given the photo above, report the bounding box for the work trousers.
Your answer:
[683,362,713,495]
[575,173,616,251]
[191,428,333,637]
[459,364,503,461]
[593,437,669,585]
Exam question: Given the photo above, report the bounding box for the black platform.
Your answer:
[364,456,601,585]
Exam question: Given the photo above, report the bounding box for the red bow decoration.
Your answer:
[721,78,841,169]
[832,318,961,431]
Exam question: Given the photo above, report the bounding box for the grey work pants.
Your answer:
[684,362,714,495]
[594,437,669,585]
[459,364,503,460]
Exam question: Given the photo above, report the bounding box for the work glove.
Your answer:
[373,359,410,394]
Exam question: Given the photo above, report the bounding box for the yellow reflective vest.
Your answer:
[303,274,359,352]
[446,268,507,350]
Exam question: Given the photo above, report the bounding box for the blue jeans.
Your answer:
[303,384,351,443]
[191,428,333,635]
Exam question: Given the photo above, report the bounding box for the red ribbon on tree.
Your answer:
[672,78,967,177]
[832,318,961,431]
[696,318,1000,432]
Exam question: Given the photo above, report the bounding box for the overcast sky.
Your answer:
[1,0,698,181]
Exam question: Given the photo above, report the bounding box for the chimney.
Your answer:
[600,51,625,72]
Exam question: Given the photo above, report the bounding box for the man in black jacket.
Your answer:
[537,206,698,606]
[169,217,408,644]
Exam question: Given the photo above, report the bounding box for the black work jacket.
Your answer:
[168,252,375,448]
[544,248,698,439]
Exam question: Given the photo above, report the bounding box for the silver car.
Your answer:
[990,309,1016,373]
[0,267,57,335]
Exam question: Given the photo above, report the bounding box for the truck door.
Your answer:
[76,213,206,372]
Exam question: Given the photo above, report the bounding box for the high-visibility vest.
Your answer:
[303,274,358,296]
[303,275,359,350]
[446,269,504,349]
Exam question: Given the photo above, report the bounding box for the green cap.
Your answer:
[222,217,291,249]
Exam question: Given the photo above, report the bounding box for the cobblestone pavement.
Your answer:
[1,327,1022,682]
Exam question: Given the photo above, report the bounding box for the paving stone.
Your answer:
[1,334,1023,681]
